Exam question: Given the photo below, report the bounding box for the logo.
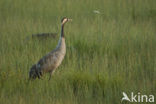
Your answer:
[121,92,154,103]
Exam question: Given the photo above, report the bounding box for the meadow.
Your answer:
[0,0,156,104]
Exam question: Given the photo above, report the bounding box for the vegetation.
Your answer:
[0,0,155,104]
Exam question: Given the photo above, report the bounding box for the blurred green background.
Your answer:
[0,0,156,104]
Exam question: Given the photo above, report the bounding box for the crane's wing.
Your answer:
[36,50,59,71]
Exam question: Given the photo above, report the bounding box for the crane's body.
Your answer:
[37,37,66,74]
[29,17,71,80]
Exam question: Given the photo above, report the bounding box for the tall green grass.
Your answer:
[0,0,156,104]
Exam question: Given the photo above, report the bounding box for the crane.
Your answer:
[29,17,72,80]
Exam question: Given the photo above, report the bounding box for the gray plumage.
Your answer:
[29,17,72,80]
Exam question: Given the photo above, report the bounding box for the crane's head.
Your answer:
[61,17,72,25]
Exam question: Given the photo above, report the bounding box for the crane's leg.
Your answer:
[49,71,53,81]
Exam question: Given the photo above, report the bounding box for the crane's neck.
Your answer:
[61,24,64,38]
[56,24,66,49]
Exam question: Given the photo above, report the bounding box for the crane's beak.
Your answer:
[68,19,72,21]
